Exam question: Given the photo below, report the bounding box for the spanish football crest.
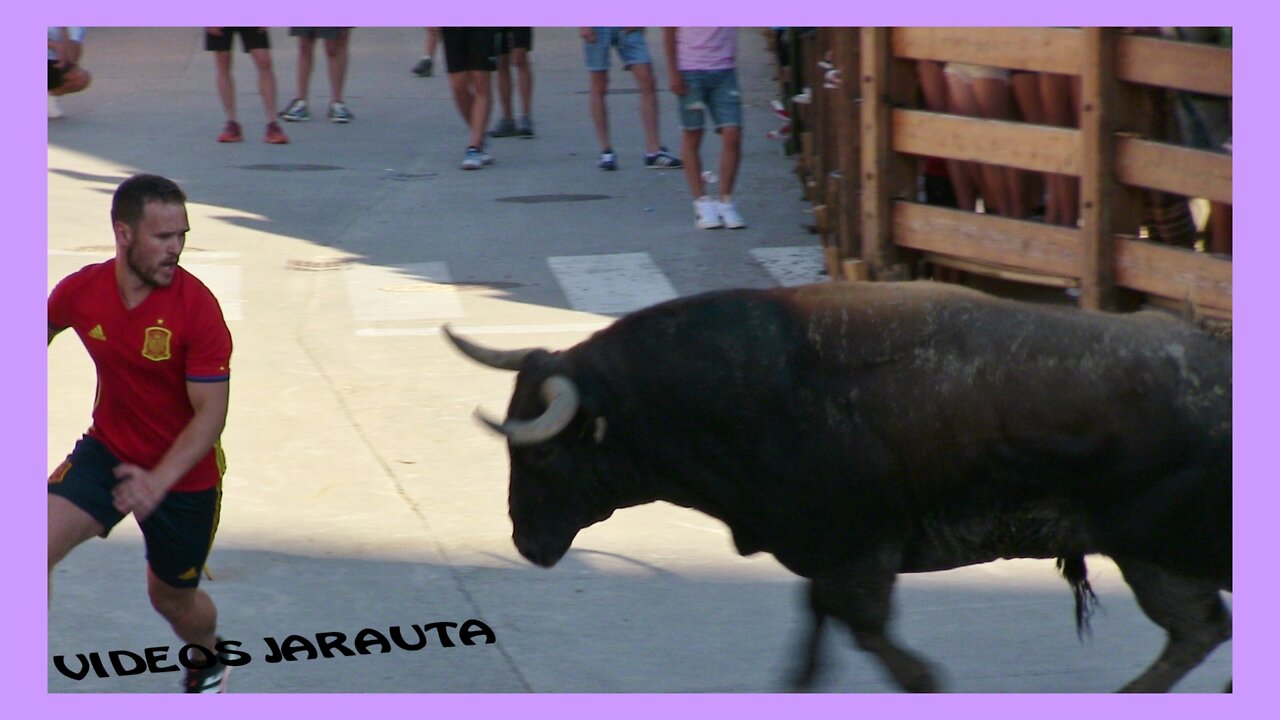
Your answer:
[142,326,173,361]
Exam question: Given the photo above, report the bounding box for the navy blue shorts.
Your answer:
[205,27,271,53]
[442,28,501,73]
[49,435,221,589]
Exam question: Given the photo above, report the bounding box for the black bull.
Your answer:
[444,281,1231,692]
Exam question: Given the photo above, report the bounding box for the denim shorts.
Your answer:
[583,28,651,71]
[677,69,742,132]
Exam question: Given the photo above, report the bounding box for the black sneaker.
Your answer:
[182,642,229,693]
[644,147,683,169]
[412,57,434,77]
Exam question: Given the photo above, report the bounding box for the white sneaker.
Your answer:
[694,197,723,229]
[48,95,64,119]
[718,200,747,229]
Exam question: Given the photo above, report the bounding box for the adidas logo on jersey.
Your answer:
[88,325,106,341]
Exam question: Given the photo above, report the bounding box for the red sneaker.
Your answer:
[265,122,289,144]
[217,121,243,143]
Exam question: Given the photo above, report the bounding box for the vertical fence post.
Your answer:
[1078,27,1119,310]
[859,27,893,278]
[832,28,862,267]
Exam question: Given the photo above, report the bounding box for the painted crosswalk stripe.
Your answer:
[750,246,826,287]
[345,262,464,324]
[547,253,677,315]
[184,263,242,321]
[357,322,613,338]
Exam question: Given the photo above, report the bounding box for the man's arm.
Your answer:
[112,380,229,520]
[48,324,65,346]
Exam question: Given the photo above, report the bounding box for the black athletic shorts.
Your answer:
[48,60,70,91]
[49,435,222,589]
[442,28,501,73]
[205,27,271,53]
[497,27,533,54]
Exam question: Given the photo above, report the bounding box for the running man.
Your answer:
[48,174,234,693]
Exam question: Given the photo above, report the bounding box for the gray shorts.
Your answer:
[584,28,651,71]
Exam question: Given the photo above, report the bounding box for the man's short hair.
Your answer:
[111,174,187,229]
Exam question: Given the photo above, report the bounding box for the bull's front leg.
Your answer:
[812,568,940,692]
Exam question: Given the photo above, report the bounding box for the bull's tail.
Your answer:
[1057,555,1099,640]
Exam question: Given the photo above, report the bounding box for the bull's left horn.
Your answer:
[442,323,537,371]
[483,375,581,446]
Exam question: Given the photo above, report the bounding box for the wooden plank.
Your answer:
[1116,35,1231,97]
[891,27,1080,74]
[1115,136,1232,203]
[1077,28,1119,310]
[1114,237,1232,311]
[892,109,1079,175]
[861,27,892,275]
[892,202,1081,278]
[920,253,1078,289]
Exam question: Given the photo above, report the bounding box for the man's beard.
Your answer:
[127,244,175,288]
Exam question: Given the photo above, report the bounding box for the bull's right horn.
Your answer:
[442,323,538,371]
[483,375,581,446]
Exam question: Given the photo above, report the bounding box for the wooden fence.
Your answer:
[777,27,1231,320]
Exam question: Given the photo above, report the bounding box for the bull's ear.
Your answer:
[592,417,608,444]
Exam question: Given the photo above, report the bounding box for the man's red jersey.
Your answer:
[48,259,232,492]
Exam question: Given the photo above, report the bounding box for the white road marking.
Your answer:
[184,263,242,321]
[548,253,678,315]
[358,322,612,337]
[750,246,826,287]
[345,262,464,324]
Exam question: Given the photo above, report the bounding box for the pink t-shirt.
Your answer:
[676,27,737,71]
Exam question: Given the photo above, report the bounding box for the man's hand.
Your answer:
[579,27,596,43]
[112,464,168,521]
[670,74,687,96]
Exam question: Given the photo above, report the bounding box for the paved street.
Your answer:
[45,27,1230,694]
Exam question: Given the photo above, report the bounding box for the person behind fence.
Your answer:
[664,27,746,230]
[489,28,535,138]
[581,27,682,171]
[279,27,354,124]
[206,27,288,144]
[48,27,91,119]
[48,174,235,693]
[442,28,500,170]
[1163,27,1231,256]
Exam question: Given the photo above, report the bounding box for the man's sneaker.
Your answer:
[217,121,243,143]
[718,199,747,229]
[461,146,485,170]
[598,150,617,171]
[412,57,434,77]
[489,117,518,138]
[182,646,228,694]
[329,101,353,123]
[265,122,289,144]
[280,99,309,122]
[518,115,535,138]
[694,197,723,229]
[644,147,683,169]
[48,95,64,119]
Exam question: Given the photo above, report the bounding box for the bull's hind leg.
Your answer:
[812,574,940,692]
[1114,557,1231,693]
[790,582,828,690]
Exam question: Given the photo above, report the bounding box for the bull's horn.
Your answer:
[480,375,581,446]
[442,323,537,371]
